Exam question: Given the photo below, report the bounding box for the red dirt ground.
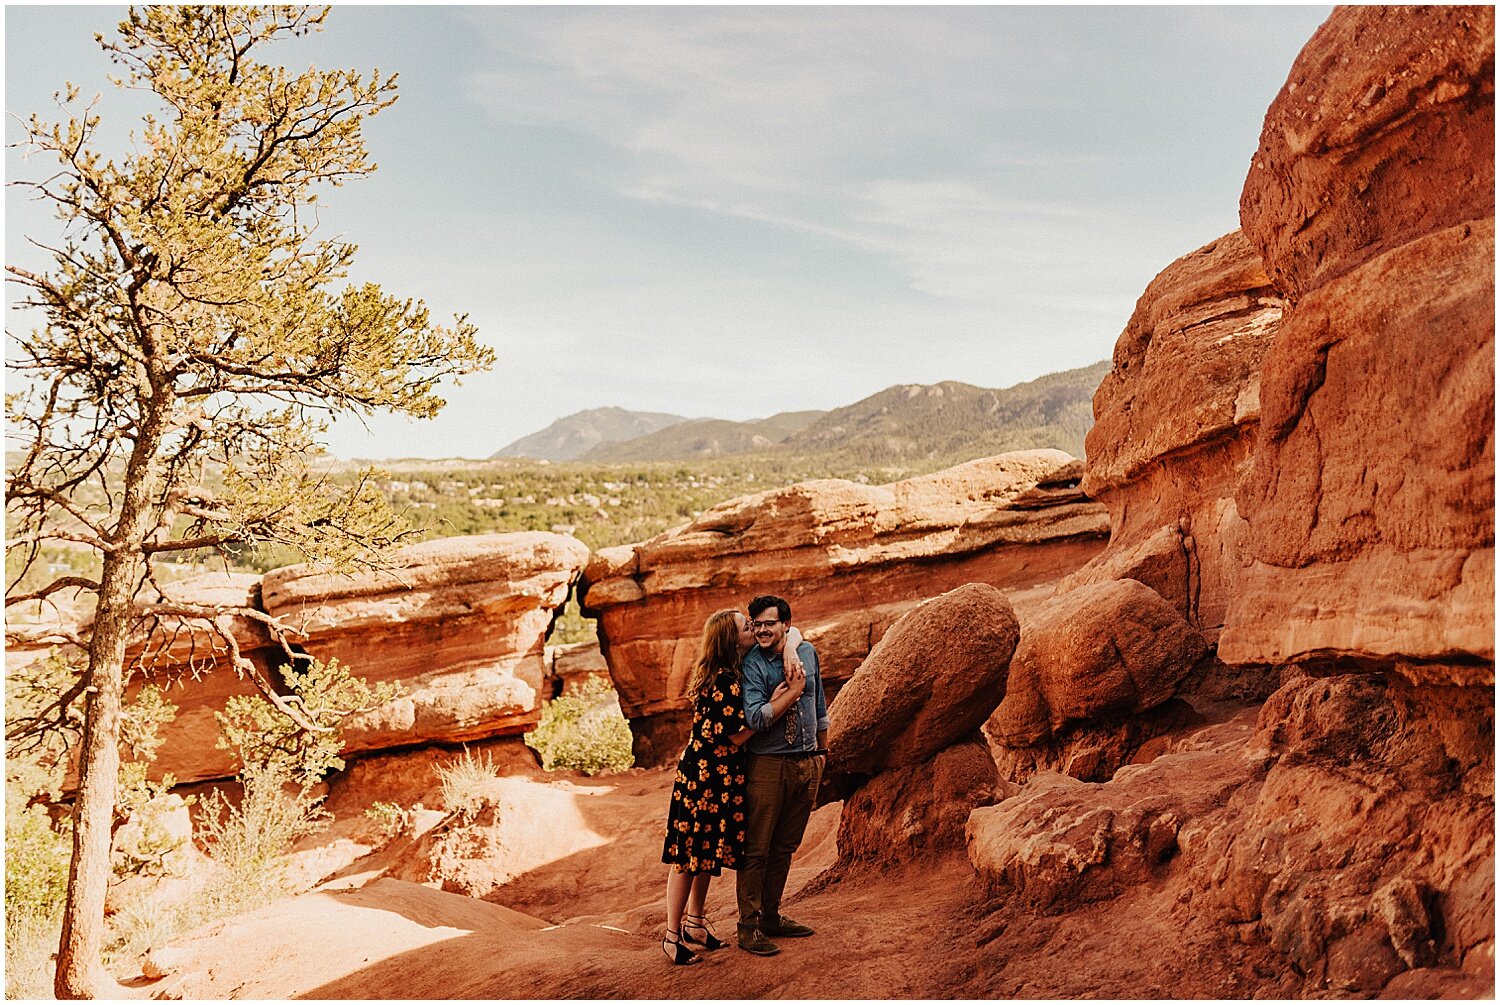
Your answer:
[123,765,1314,1000]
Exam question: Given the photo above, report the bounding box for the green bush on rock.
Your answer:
[526,677,634,775]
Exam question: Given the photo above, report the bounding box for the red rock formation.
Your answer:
[988,579,1208,750]
[968,711,1258,911]
[119,573,280,784]
[970,7,1494,996]
[116,533,586,784]
[972,664,1493,995]
[827,584,1018,864]
[544,641,610,696]
[1063,230,1283,638]
[827,583,1019,777]
[580,450,1107,763]
[1225,5,1495,676]
[1239,8,1494,301]
[1003,234,1279,790]
[1205,672,1492,994]
[836,739,1004,866]
[262,532,589,755]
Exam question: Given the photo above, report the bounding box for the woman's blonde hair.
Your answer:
[686,609,741,699]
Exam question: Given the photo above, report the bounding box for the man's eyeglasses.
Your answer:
[749,619,782,629]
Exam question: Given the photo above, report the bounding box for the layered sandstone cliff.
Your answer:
[123,532,587,784]
[969,7,1494,996]
[1061,229,1283,639]
[579,449,1109,764]
[1225,6,1495,677]
[982,233,1275,783]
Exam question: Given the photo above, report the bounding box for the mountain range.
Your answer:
[488,407,688,462]
[491,360,1109,464]
[577,411,827,462]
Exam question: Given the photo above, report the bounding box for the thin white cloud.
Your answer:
[457,8,1119,304]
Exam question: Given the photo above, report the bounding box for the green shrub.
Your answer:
[364,801,411,841]
[103,891,205,970]
[6,906,61,1000]
[525,677,634,775]
[98,762,327,968]
[196,762,329,915]
[4,801,69,923]
[5,673,182,991]
[4,778,68,999]
[215,656,400,784]
[434,749,498,822]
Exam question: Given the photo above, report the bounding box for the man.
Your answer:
[735,595,829,956]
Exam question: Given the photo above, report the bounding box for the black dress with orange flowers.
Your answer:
[661,666,749,875]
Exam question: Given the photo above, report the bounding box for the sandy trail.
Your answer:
[124,764,1312,1000]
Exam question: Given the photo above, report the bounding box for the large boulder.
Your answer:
[1224,6,1495,679]
[827,583,1019,777]
[988,579,1208,748]
[988,698,1202,786]
[1239,8,1494,301]
[824,584,1020,867]
[581,450,1107,763]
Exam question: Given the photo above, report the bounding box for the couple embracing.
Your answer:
[659,595,828,965]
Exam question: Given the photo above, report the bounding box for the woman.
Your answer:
[659,609,805,965]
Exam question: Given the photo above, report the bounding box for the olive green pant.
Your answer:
[736,752,824,937]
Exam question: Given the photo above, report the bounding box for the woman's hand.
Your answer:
[782,662,807,699]
[771,665,806,710]
[782,627,805,680]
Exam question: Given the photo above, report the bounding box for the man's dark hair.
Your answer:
[748,595,791,622]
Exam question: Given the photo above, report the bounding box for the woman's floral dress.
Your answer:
[661,666,749,875]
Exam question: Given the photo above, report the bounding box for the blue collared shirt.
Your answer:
[741,640,829,756]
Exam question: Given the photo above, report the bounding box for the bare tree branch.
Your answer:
[5,576,102,607]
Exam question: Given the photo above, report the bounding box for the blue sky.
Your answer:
[5,5,1332,460]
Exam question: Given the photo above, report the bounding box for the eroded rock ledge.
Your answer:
[1062,228,1283,641]
[579,449,1109,764]
[124,532,588,784]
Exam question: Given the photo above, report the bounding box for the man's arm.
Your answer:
[742,652,777,732]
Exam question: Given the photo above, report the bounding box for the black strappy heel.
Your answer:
[662,929,702,966]
[681,914,727,951]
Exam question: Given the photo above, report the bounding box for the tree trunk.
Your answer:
[54,390,169,999]
[52,559,136,999]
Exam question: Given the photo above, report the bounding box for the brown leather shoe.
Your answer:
[737,929,781,955]
[762,916,815,937]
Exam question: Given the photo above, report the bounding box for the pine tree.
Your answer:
[5,8,493,995]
